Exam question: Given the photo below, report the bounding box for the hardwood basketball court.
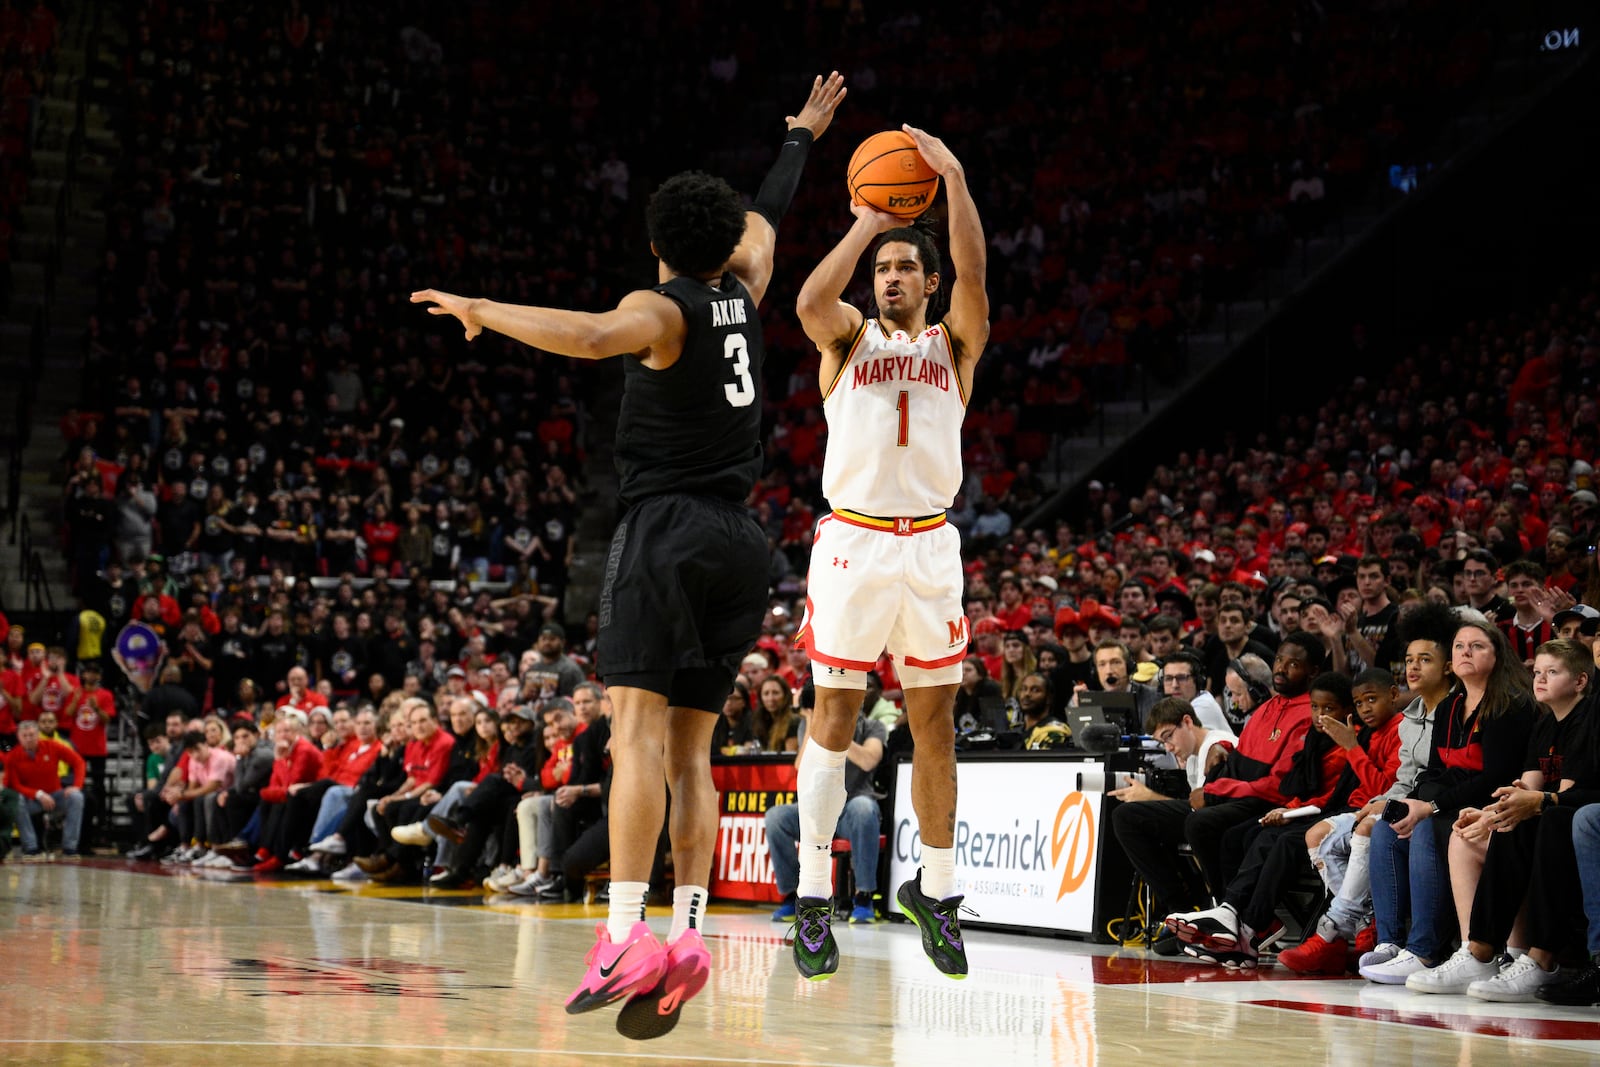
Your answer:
[2,860,1596,1065]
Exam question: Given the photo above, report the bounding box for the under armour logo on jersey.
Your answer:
[826,667,846,676]
[833,557,849,568]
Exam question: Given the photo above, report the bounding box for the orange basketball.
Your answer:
[847,130,940,220]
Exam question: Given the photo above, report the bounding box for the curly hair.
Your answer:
[1396,600,1460,653]
[646,171,747,277]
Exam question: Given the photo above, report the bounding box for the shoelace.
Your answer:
[930,898,978,948]
[788,903,833,951]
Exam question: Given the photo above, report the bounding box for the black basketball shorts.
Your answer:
[597,494,769,701]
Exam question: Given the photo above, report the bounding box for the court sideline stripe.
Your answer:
[0,1039,866,1065]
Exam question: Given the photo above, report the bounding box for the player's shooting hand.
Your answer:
[901,125,961,178]
[849,201,901,232]
[410,289,481,341]
[787,72,846,139]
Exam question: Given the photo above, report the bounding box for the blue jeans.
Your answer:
[18,789,85,852]
[1574,804,1600,957]
[421,781,474,868]
[1370,815,1451,960]
[310,785,356,843]
[764,795,880,897]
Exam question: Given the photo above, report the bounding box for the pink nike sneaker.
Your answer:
[565,922,668,1015]
[616,929,712,1040]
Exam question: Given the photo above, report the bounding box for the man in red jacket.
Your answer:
[1180,631,1323,899]
[245,712,324,872]
[4,718,88,855]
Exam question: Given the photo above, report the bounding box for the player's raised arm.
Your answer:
[726,71,847,306]
[409,287,684,362]
[902,124,989,366]
[795,205,897,353]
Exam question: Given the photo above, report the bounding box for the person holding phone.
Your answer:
[1361,612,1539,985]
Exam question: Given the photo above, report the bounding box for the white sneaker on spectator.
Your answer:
[1467,953,1558,1002]
[1406,946,1500,994]
[285,856,323,874]
[330,863,369,882]
[198,852,235,869]
[1358,943,1403,971]
[1360,948,1432,984]
[310,834,347,856]
[484,866,523,892]
[391,822,431,847]
[508,870,552,897]
[193,849,220,867]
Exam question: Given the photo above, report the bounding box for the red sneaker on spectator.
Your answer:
[252,855,283,874]
[1354,921,1377,953]
[1277,933,1348,974]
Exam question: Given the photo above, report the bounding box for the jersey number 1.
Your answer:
[895,390,910,447]
[724,333,755,408]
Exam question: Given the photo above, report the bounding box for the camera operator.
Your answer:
[1109,696,1237,953]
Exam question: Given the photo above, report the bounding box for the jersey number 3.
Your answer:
[723,333,755,408]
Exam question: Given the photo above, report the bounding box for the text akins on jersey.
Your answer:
[850,354,951,392]
[710,298,748,327]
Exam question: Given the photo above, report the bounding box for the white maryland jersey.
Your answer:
[820,318,968,516]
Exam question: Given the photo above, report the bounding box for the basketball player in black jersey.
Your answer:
[412,72,845,1040]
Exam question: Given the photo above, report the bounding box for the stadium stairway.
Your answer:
[0,1,117,614]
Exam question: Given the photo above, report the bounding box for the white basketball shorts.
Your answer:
[796,510,967,688]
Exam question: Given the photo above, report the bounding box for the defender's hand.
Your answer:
[787,72,847,140]
[410,290,481,341]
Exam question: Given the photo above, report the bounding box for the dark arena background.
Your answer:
[2,2,1600,1064]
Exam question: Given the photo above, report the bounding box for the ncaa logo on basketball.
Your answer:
[887,192,929,209]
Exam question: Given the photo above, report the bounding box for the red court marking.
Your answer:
[1249,999,1600,1041]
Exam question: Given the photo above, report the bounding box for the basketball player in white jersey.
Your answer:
[788,124,988,980]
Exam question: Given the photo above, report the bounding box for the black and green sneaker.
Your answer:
[788,896,840,981]
[896,870,969,978]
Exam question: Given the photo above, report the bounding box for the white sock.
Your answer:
[796,738,847,900]
[920,846,956,901]
[607,881,650,942]
[669,885,708,942]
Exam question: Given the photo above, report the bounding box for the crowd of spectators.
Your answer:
[19,2,1600,996]
[48,0,1498,637]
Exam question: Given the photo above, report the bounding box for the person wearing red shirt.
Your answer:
[246,714,325,872]
[4,719,88,855]
[24,646,77,723]
[991,578,1033,631]
[1179,634,1322,903]
[275,666,330,712]
[63,661,116,847]
[362,502,400,575]
[353,700,455,881]
[0,660,22,746]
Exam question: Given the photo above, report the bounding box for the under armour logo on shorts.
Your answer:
[833,557,848,568]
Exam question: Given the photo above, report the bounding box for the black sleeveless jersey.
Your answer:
[614,272,764,507]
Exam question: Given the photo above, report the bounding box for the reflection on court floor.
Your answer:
[0,861,1595,1066]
